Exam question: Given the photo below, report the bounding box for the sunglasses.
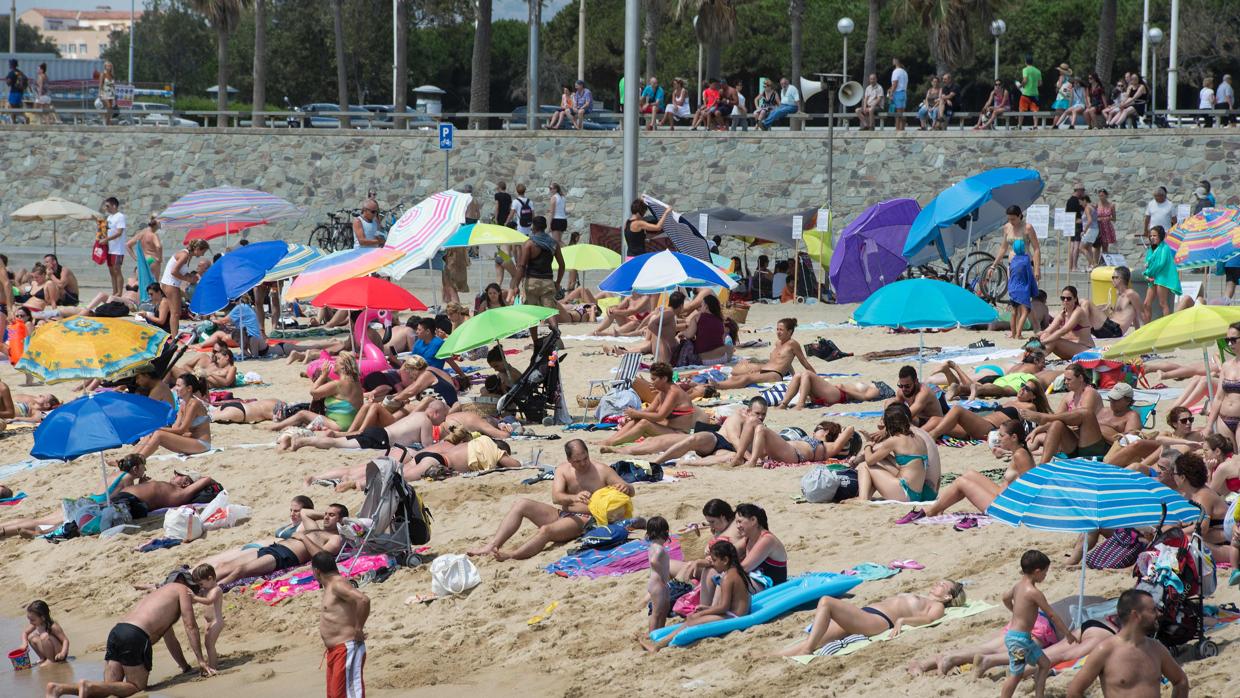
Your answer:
[1060,296,1075,302]
[1228,336,1240,344]
[1178,417,1195,425]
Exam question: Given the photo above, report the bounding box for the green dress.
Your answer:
[1143,242,1182,294]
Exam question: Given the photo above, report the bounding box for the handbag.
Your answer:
[1086,527,1145,569]
[91,239,108,265]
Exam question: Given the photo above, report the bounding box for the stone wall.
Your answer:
[2,126,1236,265]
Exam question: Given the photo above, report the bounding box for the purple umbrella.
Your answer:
[829,199,922,304]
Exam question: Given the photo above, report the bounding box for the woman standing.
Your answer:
[1006,239,1038,340]
[1079,194,1100,268]
[97,61,116,126]
[1142,226,1180,322]
[34,63,55,124]
[1094,189,1117,256]
[549,183,568,244]
[623,199,671,260]
[161,239,210,339]
[1206,323,1240,444]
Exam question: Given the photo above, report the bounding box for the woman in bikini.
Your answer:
[1037,285,1094,360]
[853,407,934,503]
[1105,406,1204,469]
[133,374,212,457]
[671,499,747,582]
[210,398,289,424]
[1206,434,1240,495]
[776,579,966,657]
[0,454,149,539]
[270,352,364,439]
[0,379,59,422]
[929,351,1056,402]
[325,355,458,438]
[1171,453,1229,554]
[1023,363,1108,463]
[699,503,787,609]
[601,363,702,446]
[925,377,1050,441]
[742,421,856,467]
[640,540,754,652]
[169,345,237,390]
[898,419,1035,529]
[14,263,62,312]
[710,318,815,390]
[778,373,894,410]
[1206,322,1240,443]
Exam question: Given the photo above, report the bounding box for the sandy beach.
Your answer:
[1,280,1236,698]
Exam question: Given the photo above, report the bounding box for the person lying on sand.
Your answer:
[467,440,633,561]
[603,395,766,466]
[601,363,702,446]
[279,400,448,454]
[0,378,59,422]
[775,579,966,656]
[45,567,215,697]
[168,345,237,390]
[927,353,1055,402]
[709,318,814,390]
[777,371,894,409]
[923,377,1050,441]
[742,420,856,467]
[398,435,520,482]
[204,504,347,586]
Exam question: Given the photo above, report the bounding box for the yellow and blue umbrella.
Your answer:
[16,317,169,384]
[441,223,527,248]
[1166,207,1240,269]
[263,243,325,283]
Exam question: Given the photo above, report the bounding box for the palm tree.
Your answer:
[901,0,994,76]
[331,0,349,114]
[863,0,882,81]
[1094,0,1117,85]
[468,0,492,129]
[188,0,252,125]
[395,0,408,117]
[677,0,738,82]
[251,0,266,127]
[644,0,665,78]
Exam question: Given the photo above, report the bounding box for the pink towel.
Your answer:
[252,554,391,605]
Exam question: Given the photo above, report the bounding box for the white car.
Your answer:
[126,102,199,127]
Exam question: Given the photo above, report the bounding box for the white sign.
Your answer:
[1177,204,1191,223]
[817,208,830,233]
[1026,204,1050,240]
[1054,207,1074,237]
[1179,280,1202,302]
[792,215,804,241]
[698,213,708,236]
[1102,253,1127,267]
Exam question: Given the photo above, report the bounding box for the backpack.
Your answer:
[516,197,533,227]
[12,69,28,94]
[406,483,434,545]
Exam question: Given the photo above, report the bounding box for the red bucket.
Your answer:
[8,647,31,670]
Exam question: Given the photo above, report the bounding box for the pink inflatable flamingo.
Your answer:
[307,310,391,380]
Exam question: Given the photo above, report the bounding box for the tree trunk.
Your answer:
[706,42,721,81]
[863,0,881,81]
[790,0,803,130]
[216,27,228,127]
[395,0,408,119]
[1094,0,1117,85]
[332,0,349,117]
[251,0,266,127]
[468,0,492,129]
[643,0,658,79]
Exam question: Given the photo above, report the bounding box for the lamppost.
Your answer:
[1148,26,1164,126]
[837,17,854,80]
[990,20,1006,82]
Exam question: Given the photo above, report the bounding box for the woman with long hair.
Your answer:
[853,407,933,502]
[270,352,364,439]
[925,377,1050,441]
[1037,285,1094,360]
[97,60,116,125]
[134,375,212,457]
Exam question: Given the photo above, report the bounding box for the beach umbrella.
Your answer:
[643,195,712,262]
[988,457,1200,624]
[10,197,102,256]
[381,190,472,280]
[311,276,427,311]
[829,198,922,304]
[853,278,998,374]
[1102,304,1240,403]
[902,168,1044,266]
[16,317,169,384]
[285,247,405,301]
[189,240,288,315]
[553,243,623,271]
[31,391,176,507]
[441,223,528,248]
[435,305,557,359]
[263,243,326,283]
[598,250,736,294]
[157,187,304,247]
[1165,207,1240,269]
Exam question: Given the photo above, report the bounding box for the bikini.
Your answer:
[861,606,895,630]
[894,453,936,502]
[189,398,212,451]
[795,435,825,462]
[1220,380,1240,433]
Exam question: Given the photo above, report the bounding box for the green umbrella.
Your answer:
[436,305,557,358]
[552,243,622,271]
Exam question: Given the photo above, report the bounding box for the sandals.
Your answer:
[968,339,995,349]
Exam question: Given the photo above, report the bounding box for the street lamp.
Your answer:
[837,17,854,80]
[990,19,1006,81]
[1148,26,1164,126]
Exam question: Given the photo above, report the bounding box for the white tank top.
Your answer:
[552,194,567,220]
[354,215,380,249]
[161,250,189,289]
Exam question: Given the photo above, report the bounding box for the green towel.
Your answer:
[788,600,998,664]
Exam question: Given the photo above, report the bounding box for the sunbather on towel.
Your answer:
[206,504,346,586]
[774,579,966,657]
[604,395,766,466]
[709,318,814,390]
[0,378,59,421]
[467,440,633,561]
[401,435,520,481]
[602,363,703,446]
[280,400,448,454]
[778,371,894,409]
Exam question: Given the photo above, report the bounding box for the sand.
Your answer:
[0,292,1235,698]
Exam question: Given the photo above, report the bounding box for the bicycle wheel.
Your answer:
[905,257,955,284]
[309,224,336,250]
[962,255,1008,303]
[334,223,356,251]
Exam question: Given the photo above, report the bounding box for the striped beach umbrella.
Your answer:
[1165,207,1240,269]
[381,190,472,280]
[157,187,304,244]
[598,250,736,294]
[643,195,711,262]
[263,243,326,283]
[441,222,527,248]
[285,247,404,301]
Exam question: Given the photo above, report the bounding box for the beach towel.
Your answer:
[912,512,995,528]
[788,600,998,664]
[845,563,899,581]
[545,538,683,578]
[0,492,27,506]
[877,346,1023,366]
[560,335,641,344]
[136,249,155,303]
[0,458,57,481]
[820,410,885,419]
[251,554,392,605]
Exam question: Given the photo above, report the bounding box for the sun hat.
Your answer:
[1105,383,1134,401]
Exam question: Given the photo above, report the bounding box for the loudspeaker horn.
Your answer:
[838,81,863,107]
[799,76,824,102]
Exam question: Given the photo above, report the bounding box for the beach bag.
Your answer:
[801,466,859,503]
[62,497,128,537]
[91,239,108,265]
[93,301,129,318]
[610,459,664,484]
[1086,527,1145,569]
[199,490,252,531]
[162,506,205,542]
[588,488,634,527]
[673,585,701,617]
[577,523,630,550]
[595,387,640,421]
[430,554,481,596]
[406,483,434,545]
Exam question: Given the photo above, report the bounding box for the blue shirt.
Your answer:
[641,85,666,110]
[412,336,446,369]
[228,303,262,339]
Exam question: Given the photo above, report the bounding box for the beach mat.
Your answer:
[788,600,997,664]
[0,458,58,481]
[545,537,683,578]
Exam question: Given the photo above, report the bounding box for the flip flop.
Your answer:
[527,600,559,626]
[890,559,926,570]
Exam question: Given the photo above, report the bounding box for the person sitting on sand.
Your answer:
[606,395,766,466]
[699,503,786,605]
[1065,589,1189,698]
[602,363,702,446]
[14,262,63,311]
[742,420,857,467]
[0,379,59,422]
[45,566,215,697]
[267,352,363,433]
[207,503,347,586]
[1104,405,1204,469]
[136,283,173,333]
[1103,266,1143,335]
[639,540,754,653]
[132,374,212,458]
[199,295,268,358]
[710,318,814,390]
[1170,453,1230,557]
[591,294,658,337]
[924,378,1050,441]
[677,293,733,364]
[888,365,946,427]
[853,405,934,503]
[1024,367,1140,464]
[1207,434,1240,495]
[19,600,68,666]
[1037,285,1096,360]
[778,372,895,409]
[776,579,966,656]
[280,399,448,454]
[167,344,236,390]
[602,291,684,363]
[670,499,747,584]
[467,440,634,561]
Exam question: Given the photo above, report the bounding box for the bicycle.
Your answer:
[960,250,1009,304]
[308,209,359,252]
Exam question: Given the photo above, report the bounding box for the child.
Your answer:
[645,516,672,631]
[19,599,69,666]
[1001,550,1076,698]
[191,564,225,673]
[639,540,753,652]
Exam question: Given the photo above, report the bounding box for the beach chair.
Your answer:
[343,457,426,567]
[583,350,642,420]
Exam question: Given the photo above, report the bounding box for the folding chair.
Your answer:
[583,350,642,421]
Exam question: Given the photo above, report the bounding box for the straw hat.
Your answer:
[1058,63,1072,73]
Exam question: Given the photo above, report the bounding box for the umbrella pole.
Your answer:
[1203,346,1214,410]
[100,452,110,507]
[53,220,58,256]
[655,292,665,363]
[962,218,973,287]
[1076,534,1087,628]
[792,237,801,302]
[918,330,926,378]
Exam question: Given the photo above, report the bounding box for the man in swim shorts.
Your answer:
[709,318,815,390]
[467,439,633,561]
[208,504,347,585]
[889,365,946,426]
[113,471,220,520]
[314,552,370,698]
[285,400,448,454]
[401,435,521,481]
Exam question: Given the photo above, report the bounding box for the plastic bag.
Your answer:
[200,490,252,531]
[430,554,481,596]
[595,387,640,421]
[163,506,205,541]
[62,497,128,536]
[91,239,107,265]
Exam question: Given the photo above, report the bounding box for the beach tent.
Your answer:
[685,206,820,249]
[828,199,921,304]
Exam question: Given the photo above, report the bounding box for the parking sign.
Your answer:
[439,123,455,150]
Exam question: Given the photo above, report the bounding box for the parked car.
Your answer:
[361,104,437,130]
[124,102,199,127]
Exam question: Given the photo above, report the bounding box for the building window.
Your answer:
[79,44,88,54]
[66,45,76,55]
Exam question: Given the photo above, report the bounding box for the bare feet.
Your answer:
[600,445,616,454]
[491,548,511,562]
[334,480,357,493]
[773,641,809,657]
[637,633,661,653]
[466,544,494,557]
[275,434,292,451]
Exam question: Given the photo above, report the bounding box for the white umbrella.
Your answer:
[11,197,102,255]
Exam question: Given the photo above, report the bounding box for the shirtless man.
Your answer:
[985,205,1042,284]
[889,365,946,427]
[112,472,220,522]
[399,435,520,482]
[42,254,80,305]
[710,318,814,390]
[1066,589,1189,698]
[608,291,682,362]
[207,504,347,585]
[1105,266,1144,334]
[605,395,767,466]
[125,216,164,282]
[602,363,702,446]
[46,573,213,697]
[285,400,448,454]
[0,253,13,326]
[313,552,370,698]
[467,440,634,561]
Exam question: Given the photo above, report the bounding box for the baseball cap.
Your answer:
[1105,383,1134,401]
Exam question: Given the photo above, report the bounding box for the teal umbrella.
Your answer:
[436,305,557,358]
[852,278,998,373]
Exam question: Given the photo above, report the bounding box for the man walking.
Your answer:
[103,196,128,295]
[314,552,370,698]
[888,58,909,131]
[511,215,565,349]
[1016,54,1042,129]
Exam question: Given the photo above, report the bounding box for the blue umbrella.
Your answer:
[853,278,998,374]
[902,168,1044,266]
[31,391,176,506]
[189,240,288,315]
[598,250,736,294]
[988,457,1200,624]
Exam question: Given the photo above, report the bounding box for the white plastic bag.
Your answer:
[200,490,252,531]
[430,554,481,596]
[163,506,205,541]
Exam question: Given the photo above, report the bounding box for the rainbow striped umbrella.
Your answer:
[285,247,404,301]
[1166,207,1240,269]
[263,243,326,283]
[157,187,304,244]
[381,190,472,280]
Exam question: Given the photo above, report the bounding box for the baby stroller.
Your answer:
[342,458,431,568]
[497,326,567,425]
[1132,507,1218,659]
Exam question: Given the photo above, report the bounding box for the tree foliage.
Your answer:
[0,17,61,55]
